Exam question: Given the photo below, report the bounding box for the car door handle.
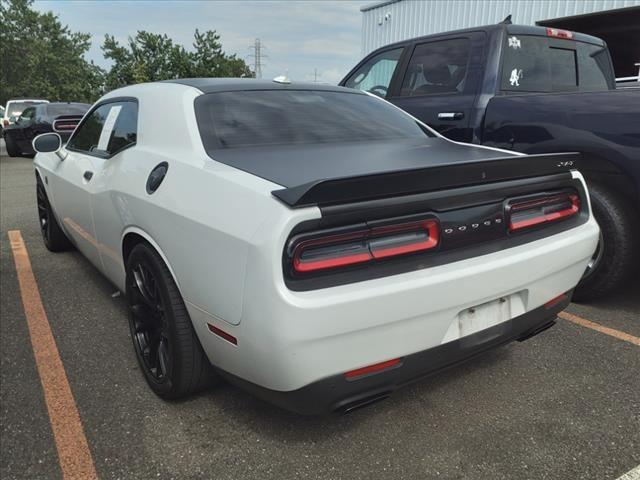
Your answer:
[83,171,94,181]
[438,112,465,120]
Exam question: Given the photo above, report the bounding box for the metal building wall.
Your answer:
[361,0,640,54]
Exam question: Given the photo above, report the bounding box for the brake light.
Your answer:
[291,219,440,274]
[508,193,580,232]
[546,27,573,40]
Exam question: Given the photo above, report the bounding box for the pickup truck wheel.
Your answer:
[126,243,217,399]
[5,134,21,157]
[573,184,638,302]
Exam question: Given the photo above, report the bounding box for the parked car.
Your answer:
[3,102,89,157]
[341,23,640,301]
[32,79,599,414]
[2,98,49,128]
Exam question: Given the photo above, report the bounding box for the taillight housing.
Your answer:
[507,191,580,233]
[546,27,573,40]
[290,218,440,274]
[53,120,79,131]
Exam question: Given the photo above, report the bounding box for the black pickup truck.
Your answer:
[341,23,639,301]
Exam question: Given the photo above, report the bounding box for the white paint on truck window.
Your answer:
[508,36,521,49]
[97,105,122,151]
[509,68,523,86]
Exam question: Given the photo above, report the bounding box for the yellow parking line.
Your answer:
[558,311,640,346]
[8,230,98,480]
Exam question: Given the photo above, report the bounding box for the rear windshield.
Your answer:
[195,90,434,149]
[45,104,89,117]
[501,35,614,92]
[5,101,47,117]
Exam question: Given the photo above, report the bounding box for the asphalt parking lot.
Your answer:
[1,142,639,480]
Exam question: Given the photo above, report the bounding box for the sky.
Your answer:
[34,0,366,84]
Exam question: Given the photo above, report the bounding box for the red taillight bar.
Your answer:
[292,219,439,274]
[547,27,573,40]
[292,231,371,273]
[508,194,580,232]
[344,358,402,380]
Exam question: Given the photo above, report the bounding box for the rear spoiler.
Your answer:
[272,152,582,208]
[52,114,84,133]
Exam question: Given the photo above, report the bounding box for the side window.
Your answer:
[67,101,137,156]
[19,107,35,123]
[107,102,138,154]
[344,48,403,97]
[399,38,470,97]
[578,44,612,91]
[67,103,111,153]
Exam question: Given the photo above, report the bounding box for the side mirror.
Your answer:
[33,132,62,154]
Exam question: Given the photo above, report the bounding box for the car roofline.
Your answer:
[363,22,605,57]
[160,78,363,95]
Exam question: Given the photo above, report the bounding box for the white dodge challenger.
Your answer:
[32,79,599,414]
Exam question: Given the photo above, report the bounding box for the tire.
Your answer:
[5,134,21,157]
[126,242,216,399]
[36,176,73,252]
[573,183,639,302]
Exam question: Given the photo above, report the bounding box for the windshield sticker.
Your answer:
[97,105,122,151]
[509,68,523,87]
[508,36,521,49]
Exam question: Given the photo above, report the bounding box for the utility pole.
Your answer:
[248,38,266,79]
[311,68,322,83]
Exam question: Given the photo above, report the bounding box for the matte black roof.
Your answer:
[162,78,360,94]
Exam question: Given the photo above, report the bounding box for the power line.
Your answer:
[311,68,322,83]
[247,38,267,79]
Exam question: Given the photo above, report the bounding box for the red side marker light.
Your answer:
[208,323,237,345]
[544,292,568,309]
[344,358,402,380]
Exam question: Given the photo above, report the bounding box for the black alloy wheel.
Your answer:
[37,180,50,239]
[36,177,72,252]
[129,262,171,383]
[125,243,216,399]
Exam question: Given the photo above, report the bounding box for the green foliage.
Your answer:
[1,0,254,104]
[102,29,253,90]
[0,0,105,105]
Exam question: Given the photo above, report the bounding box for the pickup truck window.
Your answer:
[501,36,613,93]
[400,38,470,96]
[344,48,403,97]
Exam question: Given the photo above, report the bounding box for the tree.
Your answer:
[191,29,253,78]
[102,29,253,90]
[0,0,105,105]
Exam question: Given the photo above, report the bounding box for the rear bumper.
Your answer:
[217,295,568,415]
